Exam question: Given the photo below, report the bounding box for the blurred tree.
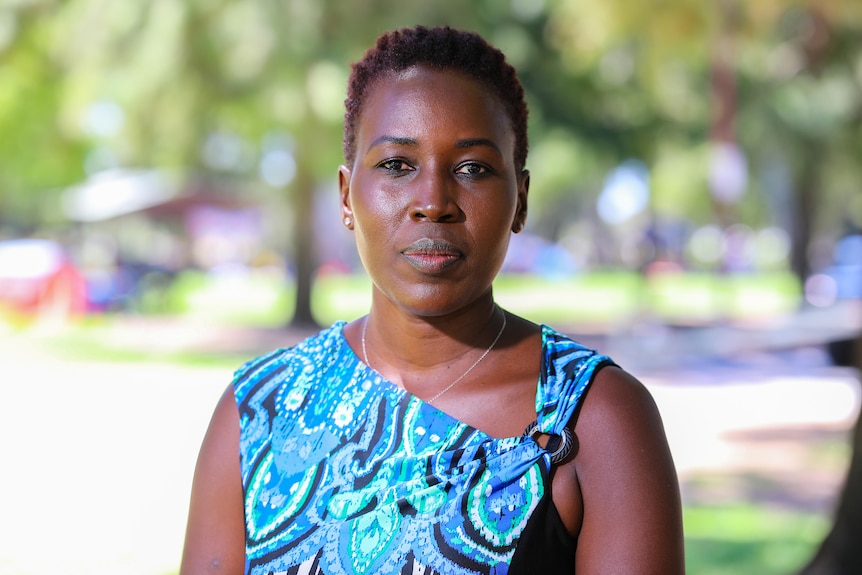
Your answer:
[545,0,862,277]
[545,4,862,571]
[1,0,861,315]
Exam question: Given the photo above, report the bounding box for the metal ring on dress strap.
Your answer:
[523,421,574,465]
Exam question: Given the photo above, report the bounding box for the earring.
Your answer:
[343,216,352,227]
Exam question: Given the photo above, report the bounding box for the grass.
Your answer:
[684,504,829,575]
[312,269,801,326]
[137,268,801,329]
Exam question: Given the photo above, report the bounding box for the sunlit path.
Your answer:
[0,335,230,575]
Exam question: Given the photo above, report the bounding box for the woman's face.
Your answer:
[339,65,529,317]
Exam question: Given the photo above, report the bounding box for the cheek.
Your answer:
[352,227,379,278]
[353,199,399,264]
[476,202,518,258]
[352,176,403,221]
[354,196,410,262]
[470,192,518,232]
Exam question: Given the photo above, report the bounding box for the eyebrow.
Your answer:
[455,138,502,157]
[366,135,502,157]
[367,135,418,152]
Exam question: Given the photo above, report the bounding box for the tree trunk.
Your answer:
[799,331,862,574]
[789,139,823,284]
[288,143,319,330]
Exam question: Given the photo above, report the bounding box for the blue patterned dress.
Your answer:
[233,322,613,575]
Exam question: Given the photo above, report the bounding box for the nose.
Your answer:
[408,168,460,223]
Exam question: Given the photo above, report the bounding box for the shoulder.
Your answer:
[580,366,662,431]
[573,365,669,473]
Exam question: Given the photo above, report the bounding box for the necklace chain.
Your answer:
[361,307,507,405]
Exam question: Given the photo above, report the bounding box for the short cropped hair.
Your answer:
[344,25,529,172]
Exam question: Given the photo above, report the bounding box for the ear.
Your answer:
[339,165,354,230]
[512,169,529,233]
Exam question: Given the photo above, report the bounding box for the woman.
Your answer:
[181,26,684,575]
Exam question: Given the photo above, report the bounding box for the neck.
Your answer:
[361,295,502,385]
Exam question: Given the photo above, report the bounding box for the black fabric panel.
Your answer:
[508,492,576,574]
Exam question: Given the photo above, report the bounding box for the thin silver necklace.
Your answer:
[361,308,507,405]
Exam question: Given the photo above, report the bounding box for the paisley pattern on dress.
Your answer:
[233,322,612,575]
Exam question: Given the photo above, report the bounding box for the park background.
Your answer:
[1,1,861,574]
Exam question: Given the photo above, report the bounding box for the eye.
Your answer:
[454,162,491,176]
[377,159,414,172]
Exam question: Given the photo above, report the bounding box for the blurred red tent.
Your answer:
[0,239,87,321]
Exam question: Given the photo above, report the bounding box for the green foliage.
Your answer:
[1,2,858,225]
[0,4,88,227]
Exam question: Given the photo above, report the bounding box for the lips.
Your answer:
[401,237,463,273]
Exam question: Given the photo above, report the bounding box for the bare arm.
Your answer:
[573,366,685,574]
[179,385,246,575]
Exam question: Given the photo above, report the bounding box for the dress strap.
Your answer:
[526,326,615,464]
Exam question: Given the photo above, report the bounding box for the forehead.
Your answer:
[356,65,514,151]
